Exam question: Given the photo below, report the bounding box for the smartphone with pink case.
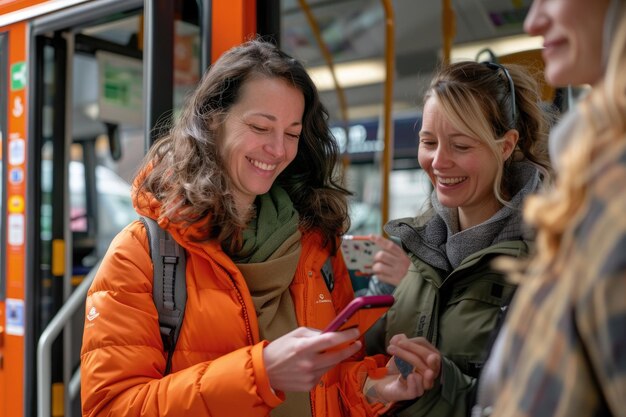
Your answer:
[322,295,394,333]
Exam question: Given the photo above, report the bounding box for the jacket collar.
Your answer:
[386,161,540,273]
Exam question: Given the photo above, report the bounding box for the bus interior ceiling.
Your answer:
[280,0,533,123]
[65,0,535,153]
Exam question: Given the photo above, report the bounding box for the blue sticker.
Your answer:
[9,168,24,184]
[6,298,25,336]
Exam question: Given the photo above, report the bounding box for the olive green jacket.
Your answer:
[365,240,529,417]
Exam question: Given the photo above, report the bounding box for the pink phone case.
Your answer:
[322,295,394,333]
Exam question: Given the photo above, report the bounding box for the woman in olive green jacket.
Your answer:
[361,61,554,416]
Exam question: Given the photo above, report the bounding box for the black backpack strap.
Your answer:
[139,216,187,375]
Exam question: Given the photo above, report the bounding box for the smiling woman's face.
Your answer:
[219,76,304,213]
[524,0,610,86]
[418,98,501,227]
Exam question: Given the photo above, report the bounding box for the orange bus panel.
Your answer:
[211,0,257,62]
[3,20,28,417]
[0,0,50,16]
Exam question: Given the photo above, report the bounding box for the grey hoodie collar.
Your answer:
[385,161,541,273]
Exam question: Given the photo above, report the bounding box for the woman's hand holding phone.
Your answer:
[322,295,394,352]
[340,236,381,276]
[322,295,394,333]
[368,235,411,287]
[363,334,441,404]
[340,235,411,287]
[263,326,362,393]
[386,334,441,386]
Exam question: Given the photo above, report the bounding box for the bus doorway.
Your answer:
[0,1,222,416]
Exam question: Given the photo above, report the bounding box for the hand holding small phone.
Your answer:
[387,335,441,385]
[340,235,381,276]
[367,235,411,287]
[393,355,415,379]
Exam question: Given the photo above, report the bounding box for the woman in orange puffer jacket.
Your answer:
[80,39,417,417]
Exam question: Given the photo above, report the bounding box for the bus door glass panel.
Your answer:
[71,10,149,274]
[60,0,201,280]
[70,3,203,266]
[39,43,58,327]
[173,1,201,117]
[32,39,69,411]
[39,0,202,292]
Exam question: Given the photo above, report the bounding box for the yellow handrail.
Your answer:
[441,0,456,66]
[297,0,350,171]
[380,0,395,233]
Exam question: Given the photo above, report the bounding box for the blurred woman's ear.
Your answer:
[500,129,519,161]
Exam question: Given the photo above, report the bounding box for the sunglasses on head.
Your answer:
[482,61,517,128]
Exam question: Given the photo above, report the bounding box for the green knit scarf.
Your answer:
[232,186,311,417]
[231,185,299,263]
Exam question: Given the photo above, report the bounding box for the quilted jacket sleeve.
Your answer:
[80,222,281,417]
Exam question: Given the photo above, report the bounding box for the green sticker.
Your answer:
[11,61,27,91]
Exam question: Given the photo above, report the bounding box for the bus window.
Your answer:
[346,165,431,236]
[40,156,136,271]
[331,115,432,236]
[76,3,201,184]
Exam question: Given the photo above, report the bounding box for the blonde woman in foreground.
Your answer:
[474,0,626,415]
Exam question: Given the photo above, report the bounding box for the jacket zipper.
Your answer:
[303,266,315,417]
[426,294,437,345]
[215,262,254,345]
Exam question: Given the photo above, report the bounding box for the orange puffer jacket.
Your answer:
[80,196,386,417]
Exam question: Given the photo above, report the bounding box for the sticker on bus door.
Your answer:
[8,213,24,245]
[6,298,25,336]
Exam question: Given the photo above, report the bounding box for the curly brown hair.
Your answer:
[136,39,351,248]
